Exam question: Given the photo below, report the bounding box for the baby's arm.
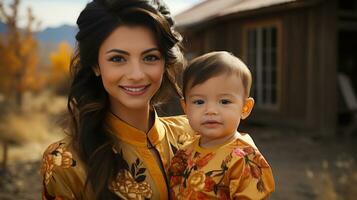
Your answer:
[229,146,275,199]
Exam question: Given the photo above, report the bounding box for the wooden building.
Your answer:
[175,0,357,135]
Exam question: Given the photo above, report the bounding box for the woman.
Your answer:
[41,0,195,199]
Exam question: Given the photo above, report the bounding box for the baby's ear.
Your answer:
[180,98,187,114]
[241,97,254,120]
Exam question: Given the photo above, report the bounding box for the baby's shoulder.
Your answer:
[236,132,258,149]
[226,133,271,168]
[225,133,262,157]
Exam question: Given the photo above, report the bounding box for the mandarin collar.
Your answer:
[105,111,165,147]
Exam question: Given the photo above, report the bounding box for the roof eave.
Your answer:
[177,0,323,32]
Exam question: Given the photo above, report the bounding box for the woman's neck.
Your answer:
[110,103,153,133]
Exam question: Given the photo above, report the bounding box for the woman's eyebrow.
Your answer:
[106,49,129,55]
[105,48,159,55]
[142,48,160,54]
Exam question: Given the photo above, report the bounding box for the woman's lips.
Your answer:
[119,84,150,96]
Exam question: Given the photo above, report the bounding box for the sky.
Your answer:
[2,0,202,30]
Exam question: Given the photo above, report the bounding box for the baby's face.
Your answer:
[183,73,247,143]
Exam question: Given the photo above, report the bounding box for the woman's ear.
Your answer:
[180,98,187,114]
[241,97,254,120]
[92,65,101,76]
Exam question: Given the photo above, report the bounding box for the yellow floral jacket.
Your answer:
[168,133,275,200]
[41,112,195,200]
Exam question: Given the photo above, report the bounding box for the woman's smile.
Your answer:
[119,84,151,96]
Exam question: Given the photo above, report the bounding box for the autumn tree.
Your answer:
[49,41,73,94]
[0,0,41,108]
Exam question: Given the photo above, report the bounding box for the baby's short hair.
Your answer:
[182,51,252,99]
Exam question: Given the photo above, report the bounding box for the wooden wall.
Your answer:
[179,0,338,134]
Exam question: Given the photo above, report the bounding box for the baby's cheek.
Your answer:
[188,116,200,131]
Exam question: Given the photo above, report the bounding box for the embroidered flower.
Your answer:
[203,176,215,192]
[243,146,255,155]
[188,171,206,192]
[232,147,246,157]
[195,191,210,200]
[188,159,194,168]
[177,188,210,200]
[41,142,76,185]
[217,187,230,200]
[254,153,270,168]
[196,153,214,169]
[170,175,182,187]
[241,147,270,192]
[110,170,152,200]
[251,165,262,179]
[243,165,251,177]
[177,132,192,145]
[224,153,233,164]
[169,150,188,176]
[171,190,177,200]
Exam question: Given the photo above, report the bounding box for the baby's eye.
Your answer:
[220,99,232,105]
[143,54,161,62]
[192,99,205,105]
[109,56,125,63]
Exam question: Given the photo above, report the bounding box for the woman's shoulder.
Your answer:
[41,138,84,186]
[41,137,77,165]
[41,137,88,199]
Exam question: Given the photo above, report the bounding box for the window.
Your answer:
[244,21,281,109]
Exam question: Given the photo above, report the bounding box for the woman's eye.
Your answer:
[220,99,232,104]
[109,56,125,63]
[144,55,160,62]
[192,100,204,105]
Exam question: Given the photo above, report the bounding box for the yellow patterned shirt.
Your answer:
[168,133,275,200]
[41,112,195,200]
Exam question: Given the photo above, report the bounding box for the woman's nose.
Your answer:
[126,61,145,81]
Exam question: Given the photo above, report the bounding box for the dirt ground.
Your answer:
[252,126,357,200]
[1,126,357,200]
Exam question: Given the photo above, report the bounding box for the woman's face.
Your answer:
[97,25,164,113]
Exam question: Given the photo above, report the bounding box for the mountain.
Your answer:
[0,23,77,66]
[0,23,77,46]
[35,25,77,47]
[0,21,6,32]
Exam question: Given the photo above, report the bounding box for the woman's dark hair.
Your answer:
[67,0,184,198]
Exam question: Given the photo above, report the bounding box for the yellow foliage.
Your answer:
[49,41,73,84]
[0,0,42,105]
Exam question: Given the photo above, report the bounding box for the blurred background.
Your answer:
[0,0,356,199]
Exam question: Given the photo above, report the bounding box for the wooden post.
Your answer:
[1,140,8,170]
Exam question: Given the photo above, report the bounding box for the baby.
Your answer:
[169,51,275,199]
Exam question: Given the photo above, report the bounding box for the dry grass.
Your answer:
[306,157,357,200]
[0,91,67,163]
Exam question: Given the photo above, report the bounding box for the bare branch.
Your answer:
[0,1,9,20]
[9,0,19,27]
